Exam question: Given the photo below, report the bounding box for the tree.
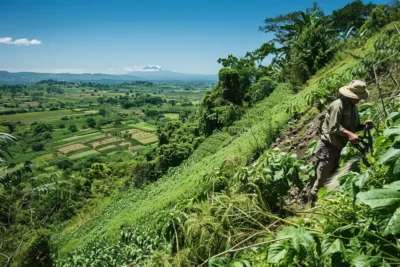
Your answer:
[259,2,324,45]
[32,142,44,151]
[261,7,337,84]
[99,108,107,117]
[33,123,53,135]
[331,0,376,33]
[145,110,159,117]
[86,118,97,128]
[287,14,337,83]
[56,158,73,170]
[68,125,77,133]
[248,77,276,104]
[218,68,242,105]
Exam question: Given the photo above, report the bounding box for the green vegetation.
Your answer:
[2,1,400,266]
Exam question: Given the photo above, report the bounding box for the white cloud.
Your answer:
[0,37,42,46]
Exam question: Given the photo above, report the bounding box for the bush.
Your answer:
[68,125,77,133]
[31,142,44,152]
[248,77,276,104]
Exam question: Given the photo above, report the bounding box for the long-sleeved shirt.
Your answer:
[321,97,363,150]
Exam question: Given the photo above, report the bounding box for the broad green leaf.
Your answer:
[357,189,400,209]
[394,135,400,145]
[357,189,400,236]
[318,187,327,197]
[384,126,400,137]
[230,262,244,267]
[352,254,371,267]
[379,147,400,164]
[382,207,400,236]
[373,136,392,152]
[387,112,400,122]
[383,181,400,191]
[322,238,345,256]
[209,257,228,267]
[355,171,370,188]
[339,172,359,197]
[351,254,385,267]
[267,245,288,264]
[394,157,400,174]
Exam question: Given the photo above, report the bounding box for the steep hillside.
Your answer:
[54,14,400,264]
[55,23,381,258]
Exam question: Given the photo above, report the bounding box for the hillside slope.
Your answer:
[55,49,358,258]
[55,20,400,266]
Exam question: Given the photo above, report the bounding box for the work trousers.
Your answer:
[310,141,341,196]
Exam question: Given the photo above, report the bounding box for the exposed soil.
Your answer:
[270,110,326,205]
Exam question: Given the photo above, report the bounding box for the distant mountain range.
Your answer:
[0,66,217,84]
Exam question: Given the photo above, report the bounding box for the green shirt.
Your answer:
[321,97,362,150]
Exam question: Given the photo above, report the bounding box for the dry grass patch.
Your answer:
[131,131,154,140]
[58,144,87,154]
[91,137,121,148]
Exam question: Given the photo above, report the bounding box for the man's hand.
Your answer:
[363,120,374,128]
[348,132,360,144]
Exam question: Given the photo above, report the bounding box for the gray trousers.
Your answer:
[310,141,341,196]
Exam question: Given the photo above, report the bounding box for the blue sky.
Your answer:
[0,0,388,75]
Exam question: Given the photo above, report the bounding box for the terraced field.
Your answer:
[128,122,157,132]
[98,145,117,151]
[91,137,121,148]
[58,144,88,154]
[69,150,100,160]
[137,136,158,144]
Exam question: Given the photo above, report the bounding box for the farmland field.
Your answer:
[98,145,117,151]
[164,113,179,120]
[91,137,121,148]
[62,132,101,141]
[58,144,88,154]
[131,131,154,139]
[129,122,157,132]
[69,150,100,159]
[0,110,74,122]
[137,136,158,144]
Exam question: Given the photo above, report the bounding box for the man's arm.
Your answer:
[328,105,360,143]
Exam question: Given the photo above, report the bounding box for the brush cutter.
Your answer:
[350,124,373,155]
[326,124,373,191]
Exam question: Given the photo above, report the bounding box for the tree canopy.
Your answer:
[331,0,376,32]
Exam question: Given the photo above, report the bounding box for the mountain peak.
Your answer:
[142,65,164,72]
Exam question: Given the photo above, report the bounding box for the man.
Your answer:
[309,80,373,201]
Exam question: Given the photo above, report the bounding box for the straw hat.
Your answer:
[339,80,370,100]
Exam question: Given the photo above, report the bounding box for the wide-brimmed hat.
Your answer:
[339,80,370,100]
